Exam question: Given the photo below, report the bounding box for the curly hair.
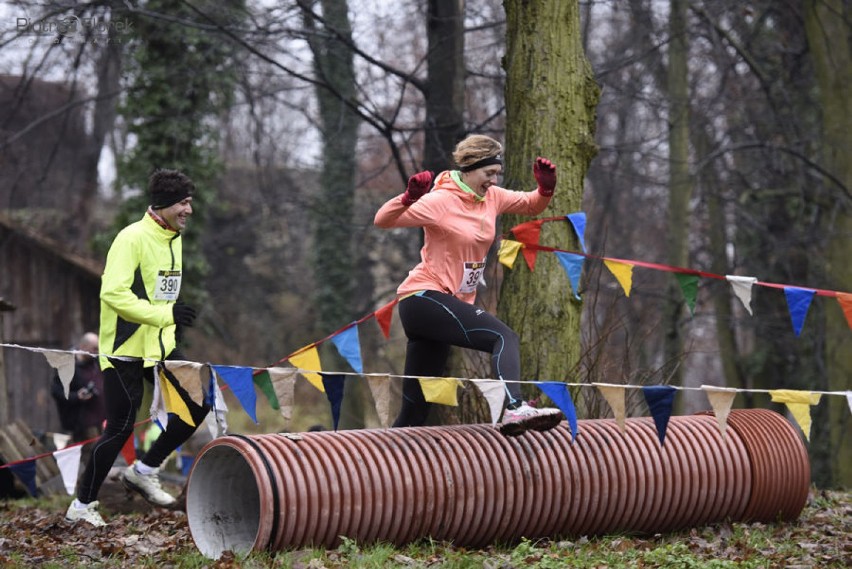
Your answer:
[452,135,503,170]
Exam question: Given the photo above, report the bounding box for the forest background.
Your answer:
[0,0,849,489]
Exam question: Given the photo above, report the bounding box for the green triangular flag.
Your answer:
[675,273,699,316]
[253,370,280,410]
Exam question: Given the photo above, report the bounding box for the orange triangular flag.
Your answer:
[375,301,395,339]
[511,220,543,271]
[837,293,852,330]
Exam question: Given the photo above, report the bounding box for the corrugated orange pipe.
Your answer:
[186,409,810,558]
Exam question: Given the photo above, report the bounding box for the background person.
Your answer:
[64,169,209,527]
[51,332,106,454]
[374,134,563,436]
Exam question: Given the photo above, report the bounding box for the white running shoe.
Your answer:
[499,403,563,437]
[122,462,176,507]
[64,499,106,527]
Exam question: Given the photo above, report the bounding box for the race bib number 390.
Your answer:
[154,270,182,301]
[458,261,486,294]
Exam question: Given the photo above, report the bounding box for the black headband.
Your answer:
[151,188,192,209]
[459,155,503,173]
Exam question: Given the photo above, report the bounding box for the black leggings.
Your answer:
[77,354,209,503]
[393,290,523,427]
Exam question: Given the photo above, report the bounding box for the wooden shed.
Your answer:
[0,211,102,435]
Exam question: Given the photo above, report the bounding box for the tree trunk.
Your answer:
[423,0,466,173]
[804,0,852,488]
[500,0,599,397]
[664,0,691,392]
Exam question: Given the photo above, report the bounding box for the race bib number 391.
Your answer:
[154,270,182,301]
[459,261,486,294]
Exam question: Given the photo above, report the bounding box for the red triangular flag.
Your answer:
[375,300,395,339]
[120,432,136,465]
[837,293,852,330]
[511,220,543,271]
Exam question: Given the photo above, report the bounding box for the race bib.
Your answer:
[458,260,486,294]
[154,270,182,301]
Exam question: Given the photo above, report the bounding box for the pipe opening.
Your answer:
[187,444,262,558]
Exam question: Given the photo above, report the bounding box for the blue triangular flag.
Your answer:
[321,373,346,430]
[8,461,38,497]
[642,385,677,446]
[566,212,588,253]
[331,325,364,374]
[554,251,584,300]
[212,365,258,424]
[784,287,816,337]
[535,381,577,443]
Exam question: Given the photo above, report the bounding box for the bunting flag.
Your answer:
[253,370,280,410]
[321,374,346,430]
[52,432,71,451]
[642,385,676,446]
[375,301,395,339]
[419,377,460,406]
[702,385,737,439]
[331,326,364,374]
[536,381,577,442]
[8,461,37,496]
[554,251,584,300]
[204,378,228,439]
[159,368,196,427]
[150,365,169,428]
[604,260,634,297]
[54,445,82,495]
[497,239,523,269]
[594,383,626,432]
[120,432,136,466]
[42,351,75,398]
[162,360,207,406]
[366,375,392,427]
[847,391,852,415]
[726,275,758,315]
[289,346,325,392]
[566,212,588,253]
[269,367,298,423]
[473,379,508,425]
[212,366,258,424]
[675,273,699,316]
[770,389,822,441]
[784,287,816,337]
[838,293,852,330]
[511,219,544,271]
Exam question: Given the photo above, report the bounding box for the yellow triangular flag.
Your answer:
[594,383,626,432]
[159,369,196,427]
[366,375,392,428]
[497,239,523,269]
[163,360,206,406]
[472,379,507,425]
[268,366,298,422]
[604,260,634,297]
[702,385,737,439]
[419,377,460,406]
[770,389,821,441]
[289,346,325,392]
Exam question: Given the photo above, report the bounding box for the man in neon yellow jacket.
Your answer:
[65,169,209,527]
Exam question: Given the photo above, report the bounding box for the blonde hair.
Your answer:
[452,135,503,169]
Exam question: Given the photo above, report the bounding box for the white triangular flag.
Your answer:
[702,385,737,439]
[268,367,297,423]
[473,380,508,425]
[42,351,76,398]
[54,445,82,495]
[726,275,758,315]
[204,380,229,439]
[150,364,169,429]
[366,375,392,428]
[594,383,627,432]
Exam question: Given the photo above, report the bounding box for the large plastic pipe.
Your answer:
[186,409,810,558]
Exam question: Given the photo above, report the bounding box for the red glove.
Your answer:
[533,157,557,196]
[401,171,434,206]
